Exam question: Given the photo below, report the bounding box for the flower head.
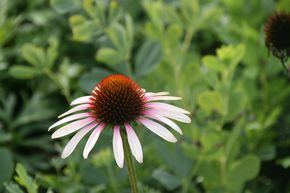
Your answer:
[49,74,191,168]
[264,12,290,62]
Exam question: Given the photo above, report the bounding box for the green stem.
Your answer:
[121,131,139,193]
[181,27,195,52]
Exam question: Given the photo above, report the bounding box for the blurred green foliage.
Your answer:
[0,0,290,193]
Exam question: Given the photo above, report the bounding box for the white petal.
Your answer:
[146,109,191,123]
[146,102,190,114]
[49,113,91,131]
[70,96,91,106]
[51,117,95,139]
[58,104,91,118]
[113,125,124,168]
[146,113,183,134]
[145,92,169,97]
[138,118,177,143]
[83,123,105,159]
[147,96,182,101]
[125,123,143,163]
[61,122,97,159]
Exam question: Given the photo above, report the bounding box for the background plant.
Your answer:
[1,0,290,193]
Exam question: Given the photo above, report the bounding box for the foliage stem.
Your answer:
[121,131,139,193]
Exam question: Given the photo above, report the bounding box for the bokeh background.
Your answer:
[0,0,290,193]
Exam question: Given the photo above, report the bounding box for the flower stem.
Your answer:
[121,131,139,193]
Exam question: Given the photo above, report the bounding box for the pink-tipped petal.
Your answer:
[145,92,169,97]
[49,113,91,131]
[125,123,143,163]
[146,102,190,114]
[113,125,124,168]
[70,96,91,106]
[61,122,97,159]
[138,118,177,143]
[83,123,105,159]
[58,104,91,118]
[146,109,191,123]
[51,117,95,139]
[146,114,183,134]
[147,96,181,101]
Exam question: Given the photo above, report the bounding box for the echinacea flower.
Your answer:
[49,74,191,168]
[264,12,290,63]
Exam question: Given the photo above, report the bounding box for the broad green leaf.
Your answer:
[107,23,128,53]
[135,40,162,77]
[21,44,46,68]
[152,169,181,191]
[9,65,41,79]
[15,163,38,193]
[69,15,99,42]
[96,48,124,65]
[50,0,79,14]
[202,55,225,72]
[197,161,223,188]
[217,44,245,70]
[164,24,183,49]
[226,155,260,191]
[4,182,24,193]
[277,157,290,169]
[225,89,247,121]
[79,68,112,93]
[46,38,59,68]
[197,91,225,115]
[0,148,14,185]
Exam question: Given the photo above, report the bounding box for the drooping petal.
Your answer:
[113,125,124,168]
[70,96,91,106]
[145,113,183,134]
[83,123,105,159]
[146,102,190,114]
[58,104,91,118]
[145,109,191,123]
[51,117,95,139]
[145,92,169,97]
[125,123,143,163]
[49,113,91,131]
[138,118,177,143]
[61,122,98,159]
[147,96,182,101]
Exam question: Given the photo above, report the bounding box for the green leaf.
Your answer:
[50,0,80,14]
[217,44,245,70]
[197,91,225,115]
[21,44,46,68]
[135,40,162,77]
[152,169,181,191]
[4,182,24,193]
[79,68,112,93]
[96,48,124,65]
[226,155,260,191]
[0,148,14,185]
[9,65,41,79]
[15,163,38,193]
[107,23,128,53]
[225,89,247,121]
[69,15,99,42]
[202,55,225,72]
[46,38,59,68]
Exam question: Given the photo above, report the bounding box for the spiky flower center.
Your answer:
[265,12,290,60]
[89,74,146,125]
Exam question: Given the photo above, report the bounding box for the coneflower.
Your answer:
[264,12,290,73]
[49,74,191,168]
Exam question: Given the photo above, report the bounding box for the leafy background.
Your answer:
[0,0,290,193]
